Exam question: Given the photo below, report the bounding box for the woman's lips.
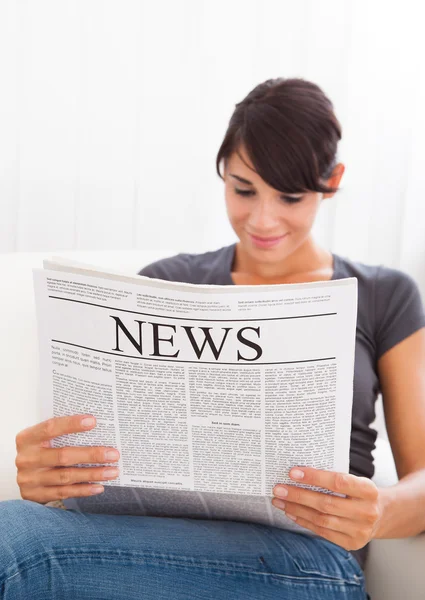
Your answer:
[248,232,288,249]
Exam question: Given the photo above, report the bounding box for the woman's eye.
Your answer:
[235,188,254,197]
[235,188,303,204]
[281,196,303,204]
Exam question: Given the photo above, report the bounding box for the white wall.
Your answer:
[1,0,425,292]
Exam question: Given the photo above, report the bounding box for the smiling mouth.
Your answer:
[248,232,288,248]
[249,234,286,242]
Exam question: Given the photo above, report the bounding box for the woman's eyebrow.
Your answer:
[229,173,254,185]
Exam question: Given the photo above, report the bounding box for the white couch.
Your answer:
[1,250,424,599]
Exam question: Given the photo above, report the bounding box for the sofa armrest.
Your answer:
[365,436,425,599]
[365,535,425,599]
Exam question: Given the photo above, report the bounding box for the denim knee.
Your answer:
[0,500,48,580]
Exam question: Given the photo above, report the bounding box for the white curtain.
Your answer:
[1,0,424,295]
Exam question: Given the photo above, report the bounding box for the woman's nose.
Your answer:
[248,200,280,230]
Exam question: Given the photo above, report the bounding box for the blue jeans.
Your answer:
[0,500,368,599]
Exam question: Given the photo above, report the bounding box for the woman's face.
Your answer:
[223,146,343,265]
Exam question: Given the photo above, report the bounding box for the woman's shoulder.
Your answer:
[137,244,235,284]
[335,252,421,295]
[336,253,425,358]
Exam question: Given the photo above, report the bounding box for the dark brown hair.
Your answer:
[216,77,342,195]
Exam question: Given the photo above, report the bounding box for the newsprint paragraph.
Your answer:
[33,256,358,535]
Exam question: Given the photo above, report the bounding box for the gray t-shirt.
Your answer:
[138,243,425,570]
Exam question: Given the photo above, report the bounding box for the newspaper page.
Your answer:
[33,258,358,535]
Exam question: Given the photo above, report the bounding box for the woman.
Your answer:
[2,77,425,600]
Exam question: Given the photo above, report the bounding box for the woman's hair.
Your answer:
[216,77,342,195]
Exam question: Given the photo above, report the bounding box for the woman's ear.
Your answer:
[322,163,345,200]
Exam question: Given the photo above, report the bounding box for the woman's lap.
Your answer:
[0,499,367,599]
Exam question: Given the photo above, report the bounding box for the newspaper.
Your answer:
[33,256,358,535]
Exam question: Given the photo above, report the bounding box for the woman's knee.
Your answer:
[0,498,40,518]
[0,498,48,535]
[0,500,52,574]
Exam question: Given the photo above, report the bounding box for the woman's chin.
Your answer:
[244,243,291,264]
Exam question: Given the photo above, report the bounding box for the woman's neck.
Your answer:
[231,239,334,285]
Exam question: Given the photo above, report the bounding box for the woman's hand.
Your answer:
[15,414,120,504]
[272,467,385,551]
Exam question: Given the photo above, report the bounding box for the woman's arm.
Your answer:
[271,326,425,550]
[374,326,425,538]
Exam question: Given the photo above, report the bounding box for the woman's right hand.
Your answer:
[15,414,120,504]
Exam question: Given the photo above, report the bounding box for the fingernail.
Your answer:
[290,469,305,480]
[105,450,120,461]
[274,485,288,498]
[272,498,285,511]
[286,513,297,521]
[90,486,104,494]
[81,417,95,428]
[103,468,119,479]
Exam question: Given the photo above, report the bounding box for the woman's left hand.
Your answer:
[272,467,385,551]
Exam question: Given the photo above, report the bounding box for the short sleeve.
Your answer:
[374,266,425,360]
[137,254,192,283]
[138,261,167,279]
